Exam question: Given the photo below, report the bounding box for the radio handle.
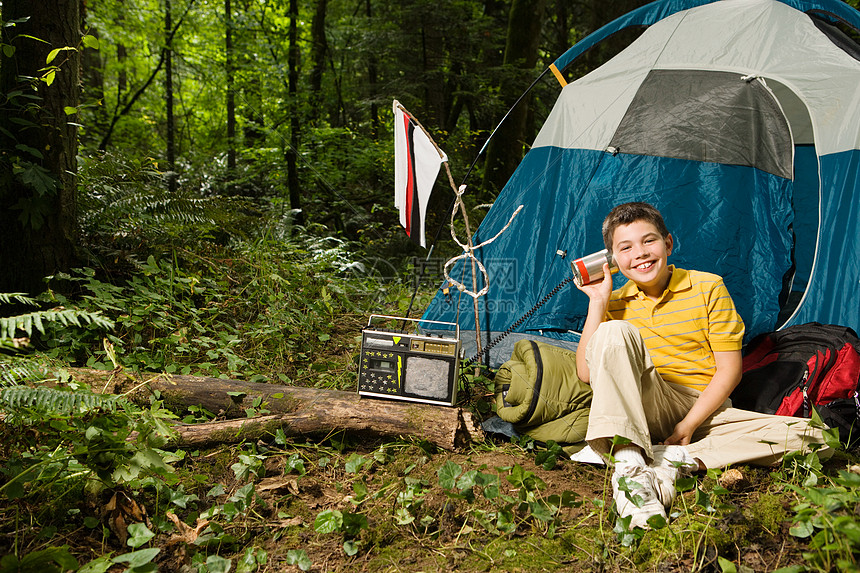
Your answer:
[367,314,460,340]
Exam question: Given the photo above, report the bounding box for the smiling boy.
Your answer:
[575,202,829,529]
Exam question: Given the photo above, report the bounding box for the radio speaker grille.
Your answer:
[404,356,451,399]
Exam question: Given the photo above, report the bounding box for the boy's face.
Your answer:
[611,220,674,297]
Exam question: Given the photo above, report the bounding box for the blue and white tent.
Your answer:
[422,0,860,366]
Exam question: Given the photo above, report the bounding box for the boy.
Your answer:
[575,202,829,529]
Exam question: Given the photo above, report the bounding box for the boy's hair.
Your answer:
[602,202,670,251]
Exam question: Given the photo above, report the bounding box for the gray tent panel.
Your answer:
[610,70,793,179]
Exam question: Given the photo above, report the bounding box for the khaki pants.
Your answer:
[584,320,831,468]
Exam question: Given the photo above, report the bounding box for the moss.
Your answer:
[157,389,194,415]
[361,532,591,572]
[466,534,592,571]
[403,405,441,433]
[199,418,285,446]
[745,491,789,535]
[363,535,449,571]
[186,445,238,482]
[264,393,303,413]
[358,516,400,548]
[279,497,317,526]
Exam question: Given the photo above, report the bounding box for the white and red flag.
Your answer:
[393,100,447,248]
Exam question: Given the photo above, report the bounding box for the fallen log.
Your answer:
[70,368,482,451]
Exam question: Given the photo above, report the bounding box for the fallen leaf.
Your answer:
[257,477,300,495]
[165,511,210,545]
[104,491,149,545]
[271,516,303,528]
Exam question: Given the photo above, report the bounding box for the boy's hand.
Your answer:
[663,420,696,446]
[574,262,613,384]
[574,263,613,304]
[663,351,742,447]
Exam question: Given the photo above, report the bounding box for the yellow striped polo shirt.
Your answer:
[605,266,745,391]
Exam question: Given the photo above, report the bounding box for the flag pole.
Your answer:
[394,102,447,162]
[396,102,484,362]
[401,66,552,367]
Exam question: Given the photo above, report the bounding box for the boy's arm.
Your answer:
[574,263,613,384]
[663,349,742,446]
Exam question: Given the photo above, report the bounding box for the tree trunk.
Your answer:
[421,19,446,130]
[165,0,178,193]
[481,0,546,194]
[80,4,107,150]
[163,403,476,451]
[225,0,237,175]
[309,0,328,121]
[71,369,482,451]
[118,37,128,97]
[0,0,81,296]
[365,0,380,141]
[286,0,305,226]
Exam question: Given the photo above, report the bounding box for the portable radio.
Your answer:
[358,315,461,406]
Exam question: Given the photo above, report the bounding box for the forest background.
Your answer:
[0,0,658,296]
[2,0,860,572]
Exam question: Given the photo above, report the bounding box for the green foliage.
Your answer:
[0,307,113,343]
[535,440,565,470]
[230,445,265,481]
[109,547,161,571]
[73,0,533,238]
[1,20,99,230]
[0,359,47,386]
[0,385,120,415]
[434,460,581,537]
[314,508,369,537]
[0,387,176,497]
[785,465,860,571]
[285,549,312,572]
[0,544,78,573]
[0,291,112,353]
[45,223,414,385]
[77,153,257,263]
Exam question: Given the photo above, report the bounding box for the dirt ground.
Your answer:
[152,438,816,573]
[4,426,828,573]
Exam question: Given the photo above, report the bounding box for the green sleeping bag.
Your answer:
[494,339,592,447]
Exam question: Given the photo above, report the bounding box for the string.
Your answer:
[443,184,523,299]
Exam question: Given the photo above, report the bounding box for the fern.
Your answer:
[0,358,49,387]
[0,293,39,307]
[0,385,121,415]
[78,152,255,256]
[0,291,114,349]
[0,308,114,340]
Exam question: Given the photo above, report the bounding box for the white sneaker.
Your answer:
[650,445,698,510]
[611,463,666,529]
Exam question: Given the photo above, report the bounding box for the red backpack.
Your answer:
[730,322,860,448]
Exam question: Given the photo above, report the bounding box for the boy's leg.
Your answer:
[584,320,696,461]
[685,407,832,468]
[584,320,699,529]
[584,320,830,468]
